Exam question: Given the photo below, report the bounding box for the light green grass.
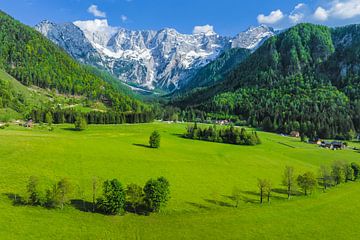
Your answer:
[0,122,359,239]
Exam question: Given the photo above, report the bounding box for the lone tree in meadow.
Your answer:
[126,183,144,213]
[297,172,317,196]
[74,115,87,131]
[98,179,126,215]
[319,165,332,191]
[149,130,161,148]
[27,176,42,206]
[144,177,170,212]
[282,166,296,199]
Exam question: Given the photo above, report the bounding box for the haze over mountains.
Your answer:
[35,20,275,92]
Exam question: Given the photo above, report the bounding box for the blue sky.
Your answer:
[1,0,360,36]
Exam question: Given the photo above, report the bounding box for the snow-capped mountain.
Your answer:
[35,20,275,92]
[231,25,275,49]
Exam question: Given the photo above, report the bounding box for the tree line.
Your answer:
[184,123,261,146]
[22,176,170,215]
[29,109,154,125]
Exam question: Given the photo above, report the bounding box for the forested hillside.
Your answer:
[173,23,360,139]
[0,10,148,115]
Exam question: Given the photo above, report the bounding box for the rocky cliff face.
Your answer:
[35,20,275,92]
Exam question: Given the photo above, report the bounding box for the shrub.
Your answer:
[27,176,42,205]
[144,177,170,212]
[149,130,161,148]
[126,183,144,213]
[74,115,87,131]
[98,179,126,215]
[351,162,360,180]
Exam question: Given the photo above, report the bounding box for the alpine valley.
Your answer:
[2,3,360,240]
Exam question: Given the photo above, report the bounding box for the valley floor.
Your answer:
[0,123,359,239]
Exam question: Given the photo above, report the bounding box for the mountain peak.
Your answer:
[35,21,276,91]
[231,25,275,50]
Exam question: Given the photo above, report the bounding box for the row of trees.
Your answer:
[184,123,261,146]
[283,161,360,199]
[257,161,360,203]
[25,176,170,215]
[29,109,154,125]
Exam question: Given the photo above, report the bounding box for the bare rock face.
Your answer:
[35,20,275,92]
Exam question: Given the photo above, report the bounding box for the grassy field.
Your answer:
[0,122,359,239]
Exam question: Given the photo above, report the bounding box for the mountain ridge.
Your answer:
[35,20,276,92]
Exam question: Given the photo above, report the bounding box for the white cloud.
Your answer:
[327,0,360,19]
[312,0,360,22]
[121,15,128,22]
[289,3,307,23]
[294,3,306,10]
[74,19,117,34]
[256,1,360,28]
[313,7,329,21]
[193,24,216,35]
[87,4,106,18]
[257,10,284,25]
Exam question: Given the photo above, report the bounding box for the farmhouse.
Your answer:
[290,131,300,138]
[320,141,345,150]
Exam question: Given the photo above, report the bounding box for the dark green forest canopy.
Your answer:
[0,10,149,113]
[173,23,360,139]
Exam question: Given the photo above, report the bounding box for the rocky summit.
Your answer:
[35,20,275,92]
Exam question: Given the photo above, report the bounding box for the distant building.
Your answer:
[320,141,345,150]
[24,119,33,128]
[290,131,300,138]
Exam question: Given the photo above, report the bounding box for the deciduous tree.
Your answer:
[282,166,296,199]
[144,177,170,212]
[98,179,126,215]
[297,172,317,195]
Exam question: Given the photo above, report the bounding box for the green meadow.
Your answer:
[0,122,359,239]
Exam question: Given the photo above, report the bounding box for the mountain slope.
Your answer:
[35,21,275,91]
[0,10,148,113]
[178,48,251,92]
[173,23,360,139]
[0,68,48,116]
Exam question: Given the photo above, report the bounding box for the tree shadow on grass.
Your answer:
[3,193,25,206]
[70,199,95,213]
[132,143,152,149]
[204,199,234,208]
[170,133,184,137]
[223,194,259,204]
[272,188,303,196]
[185,201,212,210]
[125,203,150,216]
[61,128,80,132]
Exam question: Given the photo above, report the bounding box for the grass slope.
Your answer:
[0,122,359,239]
